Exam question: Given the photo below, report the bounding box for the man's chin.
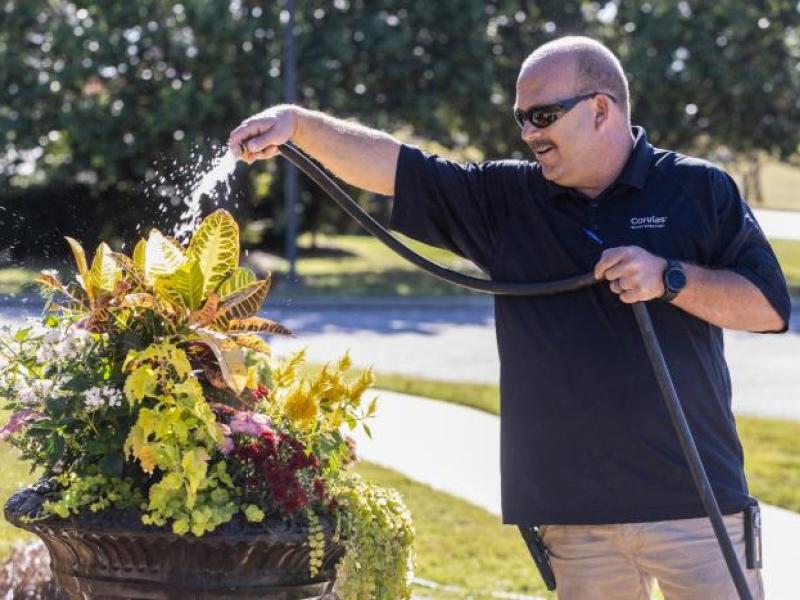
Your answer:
[539,164,563,182]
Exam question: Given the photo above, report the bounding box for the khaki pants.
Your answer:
[540,512,764,600]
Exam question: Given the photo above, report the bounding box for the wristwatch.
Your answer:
[659,259,686,302]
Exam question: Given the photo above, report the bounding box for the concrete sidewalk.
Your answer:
[351,390,800,599]
[753,208,800,241]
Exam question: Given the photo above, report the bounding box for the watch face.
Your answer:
[666,267,687,292]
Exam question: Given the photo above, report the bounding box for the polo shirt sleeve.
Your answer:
[709,167,791,332]
[389,144,506,272]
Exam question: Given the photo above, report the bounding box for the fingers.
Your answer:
[228,117,276,158]
[242,146,280,164]
[598,246,667,303]
[241,131,276,155]
[594,247,631,280]
[609,276,643,303]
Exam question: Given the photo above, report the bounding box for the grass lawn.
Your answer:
[258,233,486,298]
[771,239,800,288]
[0,267,38,296]
[304,365,800,515]
[758,161,800,211]
[0,422,38,560]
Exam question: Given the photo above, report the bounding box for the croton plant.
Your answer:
[0,209,414,599]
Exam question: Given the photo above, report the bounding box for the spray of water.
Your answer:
[143,143,240,243]
[173,149,238,241]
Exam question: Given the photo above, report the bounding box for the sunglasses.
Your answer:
[513,91,617,129]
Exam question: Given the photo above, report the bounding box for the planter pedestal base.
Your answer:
[5,482,344,600]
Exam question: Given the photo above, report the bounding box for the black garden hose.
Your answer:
[276,141,754,600]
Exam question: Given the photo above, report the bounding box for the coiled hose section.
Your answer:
[277,141,753,600]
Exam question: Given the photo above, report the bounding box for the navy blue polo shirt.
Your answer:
[389,127,791,525]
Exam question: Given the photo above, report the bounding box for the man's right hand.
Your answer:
[228,105,299,164]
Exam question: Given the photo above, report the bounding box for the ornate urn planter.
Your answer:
[5,481,344,600]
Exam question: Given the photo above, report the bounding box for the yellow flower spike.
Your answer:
[246,366,259,391]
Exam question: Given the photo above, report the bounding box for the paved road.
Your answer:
[263,299,800,421]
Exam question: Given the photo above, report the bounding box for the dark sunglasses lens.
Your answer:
[532,110,561,128]
[515,108,563,129]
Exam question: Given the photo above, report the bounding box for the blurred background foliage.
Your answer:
[1,0,799,262]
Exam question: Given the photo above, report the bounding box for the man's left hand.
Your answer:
[594,246,667,303]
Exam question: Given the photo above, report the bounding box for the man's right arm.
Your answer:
[228,105,401,196]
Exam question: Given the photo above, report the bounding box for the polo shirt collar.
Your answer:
[544,125,654,199]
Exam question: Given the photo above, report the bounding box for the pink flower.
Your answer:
[219,436,234,456]
[0,410,46,442]
[229,411,273,438]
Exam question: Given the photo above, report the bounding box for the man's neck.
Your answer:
[575,130,635,199]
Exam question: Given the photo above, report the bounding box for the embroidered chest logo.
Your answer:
[629,215,668,230]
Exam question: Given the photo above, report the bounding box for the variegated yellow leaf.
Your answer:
[133,238,147,272]
[65,237,89,279]
[189,292,219,326]
[35,273,63,293]
[217,267,257,298]
[154,258,204,310]
[216,280,269,324]
[187,209,239,293]
[144,229,187,286]
[227,317,293,336]
[121,293,159,310]
[112,252,146,286]
[65,236,93,301]
[195,328,248,394]
[231,334,272,355]
[90,242,123,294]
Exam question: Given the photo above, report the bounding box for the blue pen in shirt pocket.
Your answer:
[583,227,604,245]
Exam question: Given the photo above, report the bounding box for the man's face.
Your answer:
[514,59,598,187]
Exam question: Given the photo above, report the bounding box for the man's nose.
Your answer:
[521,121,544,142]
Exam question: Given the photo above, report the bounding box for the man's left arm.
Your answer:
[594,246,786,332]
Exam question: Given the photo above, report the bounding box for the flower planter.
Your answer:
[5,480,344,600]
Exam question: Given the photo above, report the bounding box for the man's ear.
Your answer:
[593,95,611,128]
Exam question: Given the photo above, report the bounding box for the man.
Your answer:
[229,36,789,600]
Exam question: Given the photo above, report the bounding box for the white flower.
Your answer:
[36,345,58,364]
[83,385,123,411]
[14,378,60,405]
[44,328,63,345]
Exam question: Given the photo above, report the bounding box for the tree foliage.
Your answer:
[1,1,799,258]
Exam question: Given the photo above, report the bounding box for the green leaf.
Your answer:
[98,454,124,477]
[124,366,157,403]
[181,447,209,509]
[133,239,147,272]
[187,209,239,293]
[154,258,205,310]
[244,504,265,523]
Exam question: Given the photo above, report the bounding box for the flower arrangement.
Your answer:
[0,209,414,599]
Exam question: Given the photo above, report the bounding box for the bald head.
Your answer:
[521,36,630,122]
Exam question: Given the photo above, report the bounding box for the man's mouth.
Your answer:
[531,144,556,158]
